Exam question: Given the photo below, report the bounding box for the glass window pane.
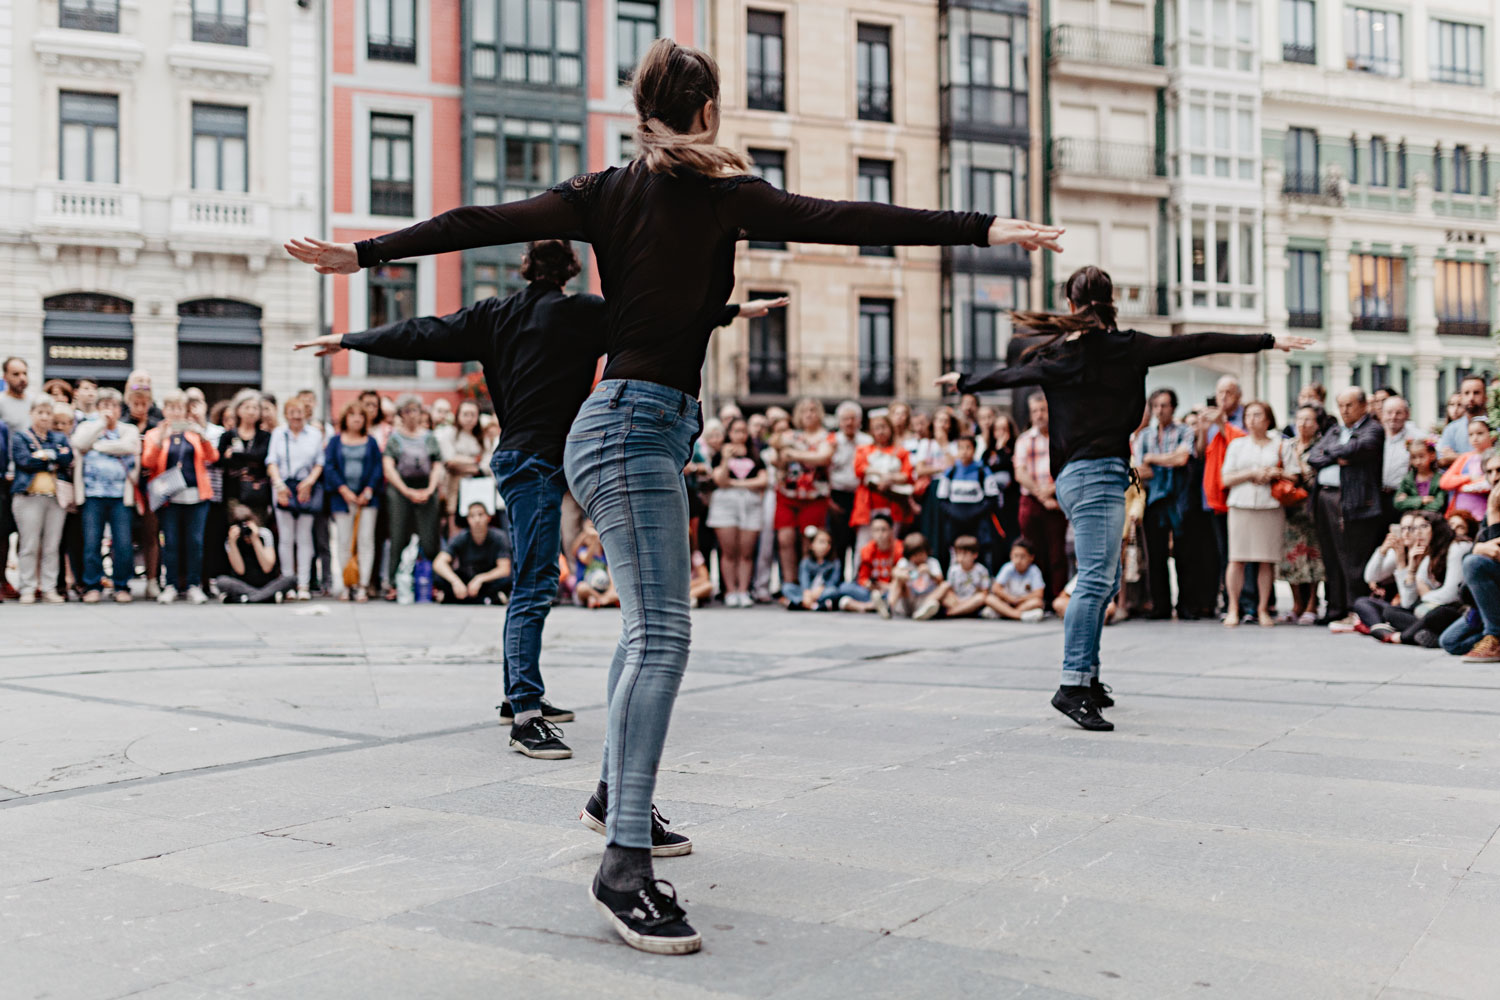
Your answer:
[473,0,496,44]
[93,125,117,183]
[370,0,389,37]
[558,141,580,180]
[557,0,580,53]
[1213,107,1229,150]
[61,123,88,182]
[224,0,246,17]
[502,0,525,44]
[392,0,414,42]
[1189,104,1206,146]
[1239,223,1253,284]
[528,0,549,48]
[1237,109,1253,153]
[390,138,411,181]
[194,135,218,189]
[222,137,246,191]
[473,135,497,181]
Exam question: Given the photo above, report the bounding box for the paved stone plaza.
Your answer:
[2,603,1498,999]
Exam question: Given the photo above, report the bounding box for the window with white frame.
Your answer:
[1180,207,1258,311]
[494,0,582,87]
[366,264,419,375]
[857,158,893,257]
[501,119,581,203]
[192,104,248,193]
[368,0,416,63]
[60,0,118,33]
[1183,91,1256,180]
[1431,20,1483,86]
[1369,135,1388,187]
[370,113,414,217]
[193,0,248,46]
[1348,253,1407,330]
[1280,0,1314,63]
[1435,261,1490,335]
[1183,0,1255,72]
[617,1,658,86]
[59,92,118,184]
[1345,7,1401,77]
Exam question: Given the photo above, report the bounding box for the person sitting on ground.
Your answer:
[1364,513,1416,601]
[1352,510,1470,646]
[889,532,945,618]
[572,520,619,608]
[991,539,1047,622]
[433,502,512,605]
[1052,574,1119,625]
[1394,439,1447,514]
[916,534,991,620]
[689,548,715,608]
[782,528,842,611]
[214,505,295,603]
[838,511,902,616]
[1440,455,1500,660]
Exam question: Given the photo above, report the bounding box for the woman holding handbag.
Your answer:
[1277,404,1324,624]
[11,397,73,604]
[142,390,219,604]
[324,401,383,602]
[217,391,272,527]
[267,396,326,601]
[1219,401,1287,628]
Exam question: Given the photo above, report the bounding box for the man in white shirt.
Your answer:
[1380,396,1416,522]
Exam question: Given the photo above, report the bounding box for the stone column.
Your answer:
[1327,235,1354,359]
[1413,357,1441,426]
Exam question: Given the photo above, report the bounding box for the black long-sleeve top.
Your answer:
[958,329,1275,479]
[341,282,741,466]
[356,162,994,396]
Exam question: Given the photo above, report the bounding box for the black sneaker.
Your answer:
[581,793,693,857]
[1088,678,1115,708]
[589,873,701,955]
[1051,687,1114,732]
[508,718,573,759]
[496,698,576,724]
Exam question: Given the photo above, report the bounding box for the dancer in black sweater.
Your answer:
[939,266,1311,731]
[288,37,1061,955]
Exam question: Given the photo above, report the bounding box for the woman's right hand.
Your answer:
[934,372,962,394]
[987,219,1065,252]
[294,333,347,357]
[284,237,360,275]
[1273,336,1316,352]
[275,485,291,507]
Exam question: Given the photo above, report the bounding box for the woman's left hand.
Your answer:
[934,372,962,394]
[739,296,790,319]
[988,218,1065,252]
[296,481,314,504]
[294,333,346,357]
[275,486,291,507]
[285,237,360,275]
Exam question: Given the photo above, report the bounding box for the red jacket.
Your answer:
[142,425,220,503]
[851,444,915,526]
[1203,423,1244,514]
[856,539,904,588]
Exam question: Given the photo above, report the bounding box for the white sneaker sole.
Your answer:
[508,739,572,760]
[590,889,702,955]
[579,809,693,857]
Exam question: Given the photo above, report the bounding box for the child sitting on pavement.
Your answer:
[783,528,843,611]
[888,532,944,617]
[991,539,1047,622]
[839,512,902,617]
[916,534,992,620]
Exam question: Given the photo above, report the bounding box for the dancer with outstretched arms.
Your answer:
[288,37,1062,955]
[938,266,1311,732]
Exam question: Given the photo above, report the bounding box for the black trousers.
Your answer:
[1315,488,1386,616]
[436,573,511,604]
[1143,500,1189,616]
[827,489,857,569]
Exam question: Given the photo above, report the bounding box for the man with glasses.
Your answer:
[1441,454,1500,661]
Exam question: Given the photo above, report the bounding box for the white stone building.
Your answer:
[1261,0,1500,427]
[0,0,323,407]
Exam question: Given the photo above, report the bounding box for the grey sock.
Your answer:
[599,845,653,891]
[513,708,542,726]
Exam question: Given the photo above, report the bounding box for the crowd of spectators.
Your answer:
[10,349,1500,665]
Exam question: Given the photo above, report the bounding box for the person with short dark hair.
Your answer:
[935,434,1000,573]
[1135,388,1196,620]
[1439,376,1488,464]
[73,388,139,603]
[989,538,1047,621]
[215,506,295,603]
[916,534,990,619]
[433,502,512,604]
[1309,387,1387,629]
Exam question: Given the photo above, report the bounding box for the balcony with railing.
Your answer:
[1046,24,1165,84]
[1282,170,1344,205]
[1051,281,1169,318]
[1287,310,1323,329]
[733,353,922,402]
[1282,42,1315,64]
[1050,138,1167,196]
[371,179,414,218]
[1437,319,1491,337]
[33,183,140,232]
[192,14,247,46]
[1350,314,1409,332]
[169,192,270,238]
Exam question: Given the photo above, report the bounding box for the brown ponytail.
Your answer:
[1011,265,1119,358]
[631,38,751,178]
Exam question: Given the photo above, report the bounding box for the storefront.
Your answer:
[41,293,134,388]
[176,298,263,406]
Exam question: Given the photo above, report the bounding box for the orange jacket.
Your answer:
[851,444,915,526]
[1439,450,1486,514]
[1203,423,1244,514]
[142,425,221,503]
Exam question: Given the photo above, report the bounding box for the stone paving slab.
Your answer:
[2,603,1498,999]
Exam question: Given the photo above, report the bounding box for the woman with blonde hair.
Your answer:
[1219,400,1286,628]
[287,35,1062,954]
[324,401,383,601]
[771,397,834,588]
[143,389,219,603]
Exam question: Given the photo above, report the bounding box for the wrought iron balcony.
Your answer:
[60,3,118,33]
[1282,171,1344,205]
[371,179,414,218]
[1047,24,1161,67]
[193,15,248,46]
[1282,42,1315,64]
[1287,310,1323,329]
[1437,319,1491,337]
[1051,138,1164,180]
[1350,314,1409,332]
[368,36,416,63]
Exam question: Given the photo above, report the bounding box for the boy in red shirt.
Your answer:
[839,512,903,618]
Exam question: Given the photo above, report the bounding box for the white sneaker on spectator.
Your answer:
[1021,608,1045,624]
[838,596,855,612]
[146,580,161,600]
[157,585,178,604]
[979,607,1001,619]
[1328,614,1360,633]
[186,586,208,605]
[913,599,942,621]
[1297,611,1318,626]
[296,588,312,602]
[871,591,891,619]
[41,591,65,604]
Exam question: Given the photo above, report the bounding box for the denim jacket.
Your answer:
[798,557,843,593]
[11,428,73,494]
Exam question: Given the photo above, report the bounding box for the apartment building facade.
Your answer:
[0,0,322,405]
[706,1,948,413]
[1262,0,1500,426]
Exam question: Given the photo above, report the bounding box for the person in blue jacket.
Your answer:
[782,528,843,610]
[322,401,386,601]
[935,434,1004,570]
[11,397,74,603]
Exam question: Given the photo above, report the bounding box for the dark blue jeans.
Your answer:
[491,449,566,715]
[159,501,208,590]
[1442,554,1500,655]
[82,495,134,590]
[564,379,702,850]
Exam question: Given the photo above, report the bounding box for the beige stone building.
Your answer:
[703,1,947,413]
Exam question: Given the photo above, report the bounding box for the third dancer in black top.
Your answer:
[287,36,1063,955]
[939,266,1311,732]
